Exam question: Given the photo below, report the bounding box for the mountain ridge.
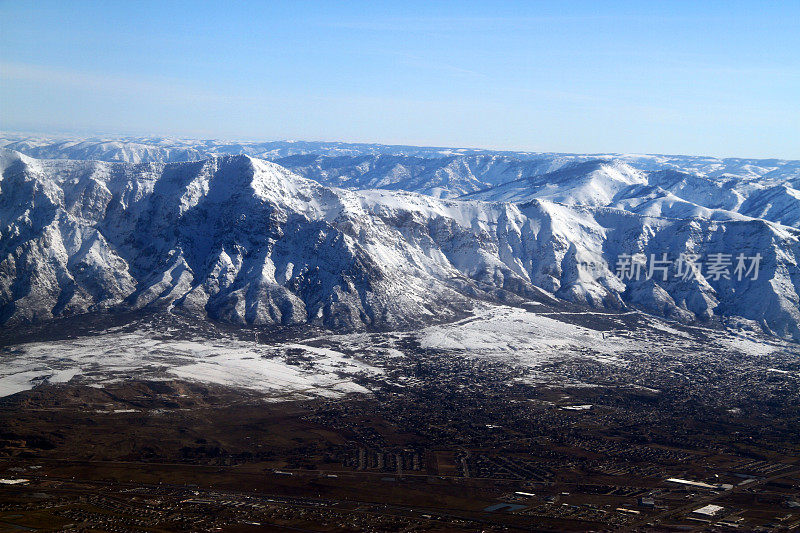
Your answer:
[3,147,800,340]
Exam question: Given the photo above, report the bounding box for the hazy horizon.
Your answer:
[4,128,800,162]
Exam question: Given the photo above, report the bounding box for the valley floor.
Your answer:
[0,306,799,531]
[1,302,794,401]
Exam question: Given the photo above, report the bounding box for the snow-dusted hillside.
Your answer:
[2,147,800,339]
[272,153,570,198]
[0,134,514,162]
[5,135,800,184]
[465,160,800,228]
[4,134,800,223]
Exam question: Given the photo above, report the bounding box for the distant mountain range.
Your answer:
[2,135,800,339]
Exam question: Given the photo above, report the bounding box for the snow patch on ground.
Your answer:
[418,305,632,366]
[0,328,380,399]
[1,304,795,399]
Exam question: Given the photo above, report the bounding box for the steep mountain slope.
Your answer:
[0,150,478,330]
[738,185,800,227]
[3,149,800,339]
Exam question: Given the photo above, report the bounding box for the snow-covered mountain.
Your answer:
[5,135,800,183]
[0,135,520,163]
[3,147,800,339]
[466,159,800,228]
[4,135,800,221]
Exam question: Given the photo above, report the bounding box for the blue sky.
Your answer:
[1,1,798,158]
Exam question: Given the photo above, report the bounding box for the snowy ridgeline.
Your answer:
[3,134,800,211]
[2,145,800,341]
[1,304,794,399]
